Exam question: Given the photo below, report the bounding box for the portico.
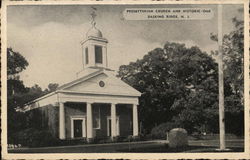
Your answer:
[58,99,139,141]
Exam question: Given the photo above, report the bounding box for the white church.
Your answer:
[22,11,141,141]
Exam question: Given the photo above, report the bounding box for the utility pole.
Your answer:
[218,4,226,150]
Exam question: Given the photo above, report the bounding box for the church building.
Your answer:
[22,12,141,141]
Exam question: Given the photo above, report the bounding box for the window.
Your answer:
[95,45,103,64]
[85,48,89,64]
[93,105,101,129]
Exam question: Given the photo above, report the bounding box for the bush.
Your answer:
[12,128,60,147]
[168,128,188,148]
[151,122,178,139]
[122,135,141,142]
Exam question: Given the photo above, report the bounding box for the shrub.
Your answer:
[13,128,60,147]
[151,122,178,139]
[144,134,153,140]
[122,135,141,142]
[168,128,188,148]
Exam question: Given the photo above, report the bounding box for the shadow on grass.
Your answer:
[117,144,244,153]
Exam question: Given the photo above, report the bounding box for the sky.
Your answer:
[7,4,243,89]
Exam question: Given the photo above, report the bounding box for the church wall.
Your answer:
[117,104,133,137]
[95,104,133,138]
[46,105,59,138]
[39,105,59,138]
[25,105,59,138]
[95,104,110,138]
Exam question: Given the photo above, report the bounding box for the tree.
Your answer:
[7,48,29,141]
[210,14,244,135]
[7,48,28,96]
[118,42,219,133]
[7,48,28,77]
[47,83,59,92]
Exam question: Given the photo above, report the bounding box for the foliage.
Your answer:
[47,83,59,92]
[10,128,60,147]
[7,48,28,77]
[7,48,30,142]
[151,122,178,139]
[210,16,244,135]
[118,43,218,133]
[210,16,244,104]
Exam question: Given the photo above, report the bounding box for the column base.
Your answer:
[111,136,119,142]
[132,135,140,141]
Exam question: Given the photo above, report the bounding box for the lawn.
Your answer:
[8,139,244,153]
[117,140,244,153]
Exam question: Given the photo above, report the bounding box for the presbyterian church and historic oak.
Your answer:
[21,13,141,141]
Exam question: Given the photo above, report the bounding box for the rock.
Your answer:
[168,128,188,148]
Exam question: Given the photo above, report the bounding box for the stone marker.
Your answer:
[168,128,188,148]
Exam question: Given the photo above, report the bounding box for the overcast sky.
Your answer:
[7,4,243,89]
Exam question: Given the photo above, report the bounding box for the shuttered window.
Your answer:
[95,45,103,64]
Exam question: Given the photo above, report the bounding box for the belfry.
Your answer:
[81,10,108,69]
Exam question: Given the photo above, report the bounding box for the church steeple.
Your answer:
[81,8,108,69]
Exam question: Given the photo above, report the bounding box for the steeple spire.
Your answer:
[86,7,103,38]
[90,7,97,27]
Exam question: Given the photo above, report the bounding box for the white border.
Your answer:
[1,0,249,159]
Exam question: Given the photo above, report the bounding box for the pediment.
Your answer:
[62,71,141,97]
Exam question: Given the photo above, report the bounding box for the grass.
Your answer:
[117,143,244,153]
[8,139,244,153]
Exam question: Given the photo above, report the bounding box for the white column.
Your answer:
[133,104,139,136]
[59,102,65,139]
[218,4,226,150]
[111,103,117,138]
[86,102,93,140]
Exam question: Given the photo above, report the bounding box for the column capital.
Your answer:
[86,101,94,104]
[58,101,65,104]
